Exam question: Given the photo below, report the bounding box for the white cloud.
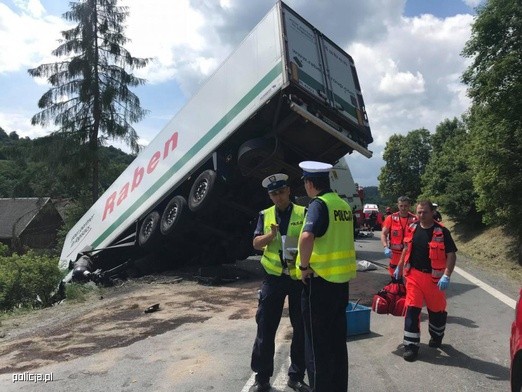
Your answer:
[13,0,45,17]
[0,2,69,73]
[121,0,230,95]
[379,69,425,95]
[0,0,477,186]
[463,0,482,8]
[0,110,47,139]
[348,13,472,145]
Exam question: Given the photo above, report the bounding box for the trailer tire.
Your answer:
[160,196,189,237]
[138,211,161,248]
[188,169,218,213]
[237,137,284,177]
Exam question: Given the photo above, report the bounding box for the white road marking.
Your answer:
[241,346,290,392]
[241,265,517,391]
[272,357,291,389]
[241,372,257,392]
[454,266,516,309]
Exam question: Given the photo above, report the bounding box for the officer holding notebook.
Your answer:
[249,173,311,392]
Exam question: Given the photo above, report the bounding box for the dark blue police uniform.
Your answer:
[301,190,350,392]
[250,203,307,385]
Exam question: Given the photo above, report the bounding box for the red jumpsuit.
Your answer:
[382,212,417,276]
[401,222,457,349]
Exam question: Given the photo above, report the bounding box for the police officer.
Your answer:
[296,161,356,392]
[381,196,417,278]
[249,173,311,392]
[395,200,457,362]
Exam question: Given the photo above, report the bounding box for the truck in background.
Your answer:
[61,1,373,281]
[362,203,384,231]
[330,156,364,237]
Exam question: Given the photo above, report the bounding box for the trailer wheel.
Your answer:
[160,196,188,237]
[237,137,284,177]
[188,169,218,213]
[138,211,161,248]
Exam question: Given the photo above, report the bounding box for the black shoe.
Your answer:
[249,380,271,392]
[428,338,442,348]
[403,345,419,362]
[287,379,312,392]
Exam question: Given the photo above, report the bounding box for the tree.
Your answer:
[0,127,8,140]
[0,129,134,200]
[461,0,522,242]
[420,117,481,224]
[28,0,150,203]
[378,128,431,202]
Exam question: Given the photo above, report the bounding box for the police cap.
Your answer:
[299,161,332,179]
[262,173,289,193]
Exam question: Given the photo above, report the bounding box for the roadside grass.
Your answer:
[0,282,100,321]
[65,282,104,303]
[444,218,522,285]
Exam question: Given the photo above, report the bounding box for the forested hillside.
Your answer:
[0,127,134,200]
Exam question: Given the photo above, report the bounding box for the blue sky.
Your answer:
[0,0,482,186]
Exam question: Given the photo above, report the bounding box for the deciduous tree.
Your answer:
[420,118,480,224]
[462,0,522,244]
[378,128,431,202]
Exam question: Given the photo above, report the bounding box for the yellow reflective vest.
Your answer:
[297,192,356,283]
[261,204,305,279]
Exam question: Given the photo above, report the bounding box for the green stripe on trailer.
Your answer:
[92,62,283,248]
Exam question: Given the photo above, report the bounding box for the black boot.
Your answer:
[403,344,419,362]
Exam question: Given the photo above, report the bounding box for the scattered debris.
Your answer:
[356,260,378,271]
[194,275,240,286]
[144,304,160,313]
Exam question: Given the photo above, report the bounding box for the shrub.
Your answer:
[0,251,62,311]
[0,243,10,257]
[65,282,98,303]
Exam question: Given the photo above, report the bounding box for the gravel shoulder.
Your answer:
[0,262,261,374]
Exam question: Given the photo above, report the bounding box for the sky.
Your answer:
[0,0,483,186]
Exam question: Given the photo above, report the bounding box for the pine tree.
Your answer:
[28,0,150,203]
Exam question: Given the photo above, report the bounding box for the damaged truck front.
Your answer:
[60,1,373,282]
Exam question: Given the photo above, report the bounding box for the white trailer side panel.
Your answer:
[59,5,285,268]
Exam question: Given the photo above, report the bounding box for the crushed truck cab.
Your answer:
[60,1,373,279]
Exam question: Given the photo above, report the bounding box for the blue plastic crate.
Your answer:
[346,301,370,336]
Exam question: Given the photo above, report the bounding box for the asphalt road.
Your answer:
[0,231,518,391]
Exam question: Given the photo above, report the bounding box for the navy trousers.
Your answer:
[251,274,306,382]
[302,277,349,392]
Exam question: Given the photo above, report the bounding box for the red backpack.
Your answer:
[372,281,406,316]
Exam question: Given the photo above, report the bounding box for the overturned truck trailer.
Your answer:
[60,1,373,280]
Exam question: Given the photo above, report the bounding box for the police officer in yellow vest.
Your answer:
[249,173,311,392]
[297,161,356,392]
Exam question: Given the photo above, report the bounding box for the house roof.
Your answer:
[0,197,54,239]
[52,198,72,221]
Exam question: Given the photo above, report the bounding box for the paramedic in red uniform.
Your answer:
[381,196,417,278]
[297,161,356,392]
[395,200,457,362]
